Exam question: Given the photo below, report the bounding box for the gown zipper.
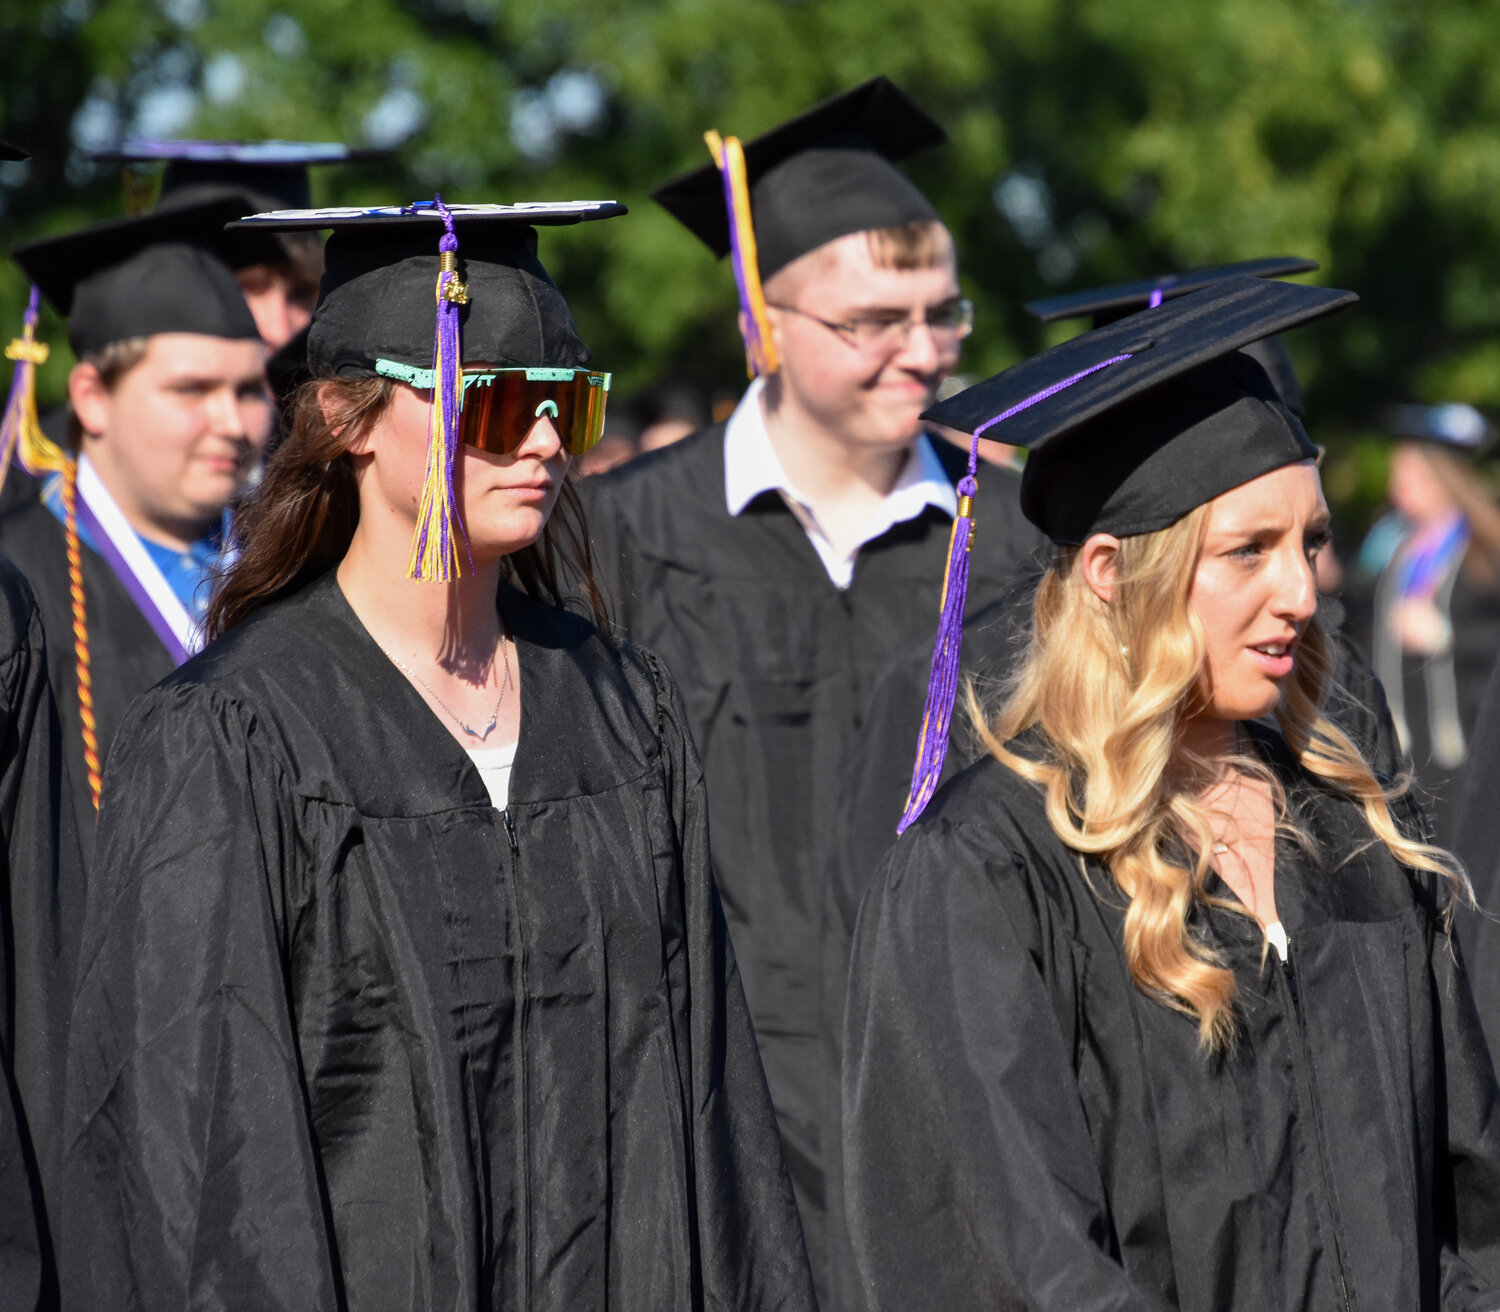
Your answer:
[502,809,533,1304]
[1273,934,1355,1312]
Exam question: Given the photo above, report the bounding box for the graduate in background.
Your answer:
[1348,402,1500,841]
[3,196,272,857]
[93,138,385,350]
[843,277,1500,1309]
[0,137,90,1312]
[581,79,1044,1306]
[60,198,814,1311]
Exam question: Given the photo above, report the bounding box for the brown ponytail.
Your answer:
[207,377,611,641]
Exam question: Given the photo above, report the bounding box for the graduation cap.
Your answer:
[95,138,387,212]
[1026,256,1320,419]
[12,193,261,356]
[0,142,29,162]
[896,274,1357,831]
[652,77,947,376]
[230,197,626,581]
[1380,402,1492,451]
[3,194,263,488]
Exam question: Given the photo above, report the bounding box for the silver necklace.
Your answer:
[384,641,513,742]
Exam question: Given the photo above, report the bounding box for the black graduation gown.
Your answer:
[817,585,1411,1311]
[1347,551,1500,843]
[843,729,1500,1311]
[1451,654,1500,1055]
[580,423,1045,1297]
[0,498,175,861]
[0,559,86,1312]
[60,574,815,1312]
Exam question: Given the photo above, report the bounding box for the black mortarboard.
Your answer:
[1026,256,1320,419]
[1025,256,1319,327]
[228,200,627,378]
[1381,402,1492,451]
[652,77,945,280]
[230,198,625,581]
[926,275,1355,544]
[94,139,386,212]
[0,142,29,162]
[897,275,1357,832]
[11,194,261,357]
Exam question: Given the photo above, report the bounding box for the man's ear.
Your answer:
[68,363,111,440]
[1079,532,1122,604]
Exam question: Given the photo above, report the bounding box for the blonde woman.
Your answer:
[842,279,1500,1310]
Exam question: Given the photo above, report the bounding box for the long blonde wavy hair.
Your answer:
[975,504,1467,1052]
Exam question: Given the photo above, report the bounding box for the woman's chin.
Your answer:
[464,512,550,563]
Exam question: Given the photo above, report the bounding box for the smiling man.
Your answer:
[581,78,1043,1308]
[3,196,271,856]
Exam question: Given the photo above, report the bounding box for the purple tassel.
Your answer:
[407,195,474,581]
[895,350,1138,833]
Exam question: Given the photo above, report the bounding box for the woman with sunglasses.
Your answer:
[843,278,1500,1309]
[59,201,816,1311]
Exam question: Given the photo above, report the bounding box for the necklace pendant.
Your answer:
[463,713,500,741]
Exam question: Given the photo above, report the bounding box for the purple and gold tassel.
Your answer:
[704,130,779,379]
[896,350,1139,833]
[0,285,66,493]
[407,195,474,583]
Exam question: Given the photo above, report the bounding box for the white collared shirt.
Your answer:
[723,378,958,589]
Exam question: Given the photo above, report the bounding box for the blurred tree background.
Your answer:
[4,0,1500,533]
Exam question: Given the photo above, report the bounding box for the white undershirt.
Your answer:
[722,378,958,588]
[466,741,517,809]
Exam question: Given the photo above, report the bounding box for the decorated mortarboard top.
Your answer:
[1381,402,1492,451]
[94,138,388,212]
[652,76,947,376]
[231,197,625,582]
[896,275,1357,832]
[11,192,260,354]
[0,142,29,162]
[227,200,627,378]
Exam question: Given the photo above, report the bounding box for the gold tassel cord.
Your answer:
[60,458,102,810]
[704,130,779,378]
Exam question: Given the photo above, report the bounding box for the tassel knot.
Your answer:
[0,284,68,494]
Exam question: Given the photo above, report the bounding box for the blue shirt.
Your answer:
[41,474,226,621]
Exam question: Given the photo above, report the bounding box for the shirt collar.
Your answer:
[722,376,958,520]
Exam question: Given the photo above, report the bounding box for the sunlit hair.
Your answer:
[207,376,609,640]
[973,503,1468,1052]
[863,220,952,271]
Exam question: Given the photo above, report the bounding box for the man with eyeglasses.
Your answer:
[581,79,1043,1310]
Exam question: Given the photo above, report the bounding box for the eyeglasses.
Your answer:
[456,367,611,457]
[766,297,974,356]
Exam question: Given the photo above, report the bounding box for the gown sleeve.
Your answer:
[1428,908,1500,1306]
[637,646,818,1311]
[841,810,1156,1311]
[59,685,342,1312]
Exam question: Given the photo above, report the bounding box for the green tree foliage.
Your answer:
[4,0,1500,520]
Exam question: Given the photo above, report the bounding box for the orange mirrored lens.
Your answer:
[457,369,610,457]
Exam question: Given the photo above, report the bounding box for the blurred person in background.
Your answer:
[637,382,708,454]
[582,78,1043,1309]
[0,139,95,1312]
[1348,402,1500,840]
[3,196,272,859]
[92,139,386,352]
